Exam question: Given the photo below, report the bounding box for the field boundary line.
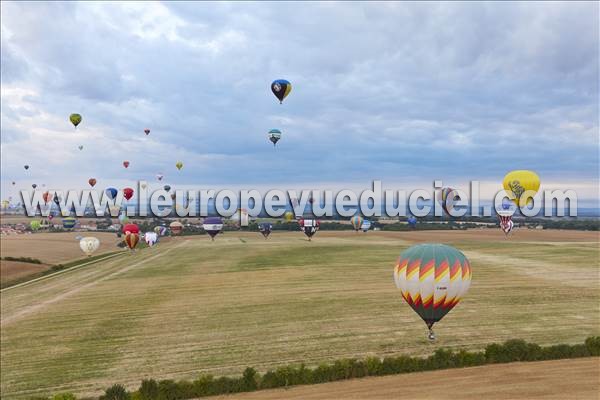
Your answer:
[0,240,189,326]
[0,252,124,293]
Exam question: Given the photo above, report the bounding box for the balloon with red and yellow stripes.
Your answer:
[124,232,139,250]
[393,243,471,340]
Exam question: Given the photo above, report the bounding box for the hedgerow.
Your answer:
[45,336,600,400]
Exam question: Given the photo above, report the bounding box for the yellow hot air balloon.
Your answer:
[30,220,41,231]
[79,237,100,257]
[284,211,295,222]
[503,170,540,207]
[70,113,82,128]
[176,161,183,170]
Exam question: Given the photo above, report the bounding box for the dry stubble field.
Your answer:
[0,229,598,398]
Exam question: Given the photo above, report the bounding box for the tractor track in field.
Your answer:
[0,240,190,327]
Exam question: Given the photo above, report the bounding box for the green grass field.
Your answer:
[1,230,598,399]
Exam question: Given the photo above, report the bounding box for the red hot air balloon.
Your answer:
[123,161,130,168]
[43,191,52,203]
[123,188,134,200]
[122,223,139,234]
[88,178,97,187]
[144,128,150,135]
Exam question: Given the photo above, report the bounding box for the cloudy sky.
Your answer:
[1,2,598,204]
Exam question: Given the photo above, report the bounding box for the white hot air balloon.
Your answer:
[144,231,158,247]
[79,237,100,257]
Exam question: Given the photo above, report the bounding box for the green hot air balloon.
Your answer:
[30,220,41,231]
[70,113,82,128]
[393,244,472,340]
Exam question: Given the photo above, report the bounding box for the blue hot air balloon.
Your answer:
[408,216,417,228]
[203,217,223,241]
[106,188,118,200]
[268,129,282,147]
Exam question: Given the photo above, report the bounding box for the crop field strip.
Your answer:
[0,230,598,398]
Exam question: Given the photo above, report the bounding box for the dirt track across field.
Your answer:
[214,358,600,400]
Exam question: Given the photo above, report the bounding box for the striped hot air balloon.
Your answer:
[203,217,223,241]
[124,232,139,250]
[393,243,472,340]
[350,215,364,231]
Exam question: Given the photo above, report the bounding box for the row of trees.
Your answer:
[41,336,600,400]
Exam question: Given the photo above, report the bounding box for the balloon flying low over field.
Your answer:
[299,219,319,240]
[259,222,273,238]
[393,243,472,340]
[203,217,223,241]
[79,237,100,257]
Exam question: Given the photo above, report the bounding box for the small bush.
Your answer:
[139,379,159,400]
[100,384,130,400]
[585,336,600,356]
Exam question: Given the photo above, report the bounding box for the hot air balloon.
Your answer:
[2,200,10,209]
[24,165,29,170]
[361,220,372,232]
[88,178,97,187]
[11,181,15,185]
[408,216,417,228]
[503,170,540,208]
[69,113,82,128]
[122,223,139,234]
[43,191,52,204]
[497,199,516,236]
[437,187,458,214]
[170,193,176,200]
[350,215,364,231]
[299,218,319,241]
[123,188,134,200]
[393,243,472,340]
[32,184,37,189]
[141,182,147,189]
[48,214,54,221]
[106,188,118,200]
[163,185,171,192]
[271,79,292,104]
[169,221,183,235]
[62,217,77,229]
[79,237,100,257]
[30,220,41,231]
[203,217,223,241]
[154,226,167,236]
[144,232,158,247]
[176,161,183,170]
[284,211,295,222]
[124,232,139,250]
[118,213,129,225]
[258,222,273,239]
[123,161,130,168]
[78,145,83,150]
[268,129,282,147]
[156,174,164,181]
[144,128,150,135]
[54,193,61,205]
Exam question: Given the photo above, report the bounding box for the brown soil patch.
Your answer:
[0,232,123,265]
[213,358,600,400]
[0,260,52,286]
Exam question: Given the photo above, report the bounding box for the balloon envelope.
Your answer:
[268,129,282,146]
[122,223,139,234]
[350,215,364,231]
[62,217,77,229]
[144,232,158,246]
[203,217,223,240]
[271,79,292,103]
[176,161,183,170]
[79,237,100,256]
[124,232,139,249]
[30,220,41,231]
[258,222,273,238]
[123,188,134,200]
[299,219,319,240]
[106,188,118,200]
[169,221,183,235]
[70,113,82,127]
[503,170,540,207]
[393,243,471,337]
[88,178,97,187]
